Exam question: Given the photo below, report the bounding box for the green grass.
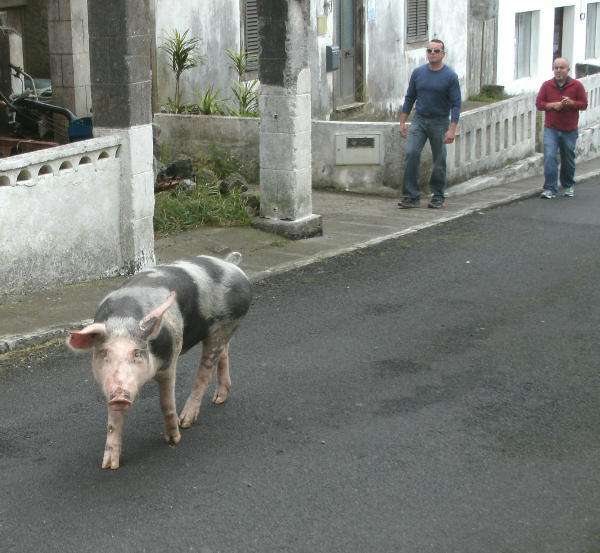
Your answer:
[154,180,252,235]
[468,86,511,103]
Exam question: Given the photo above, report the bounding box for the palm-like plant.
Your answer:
[161,29,203,113]
[226,49,260,117]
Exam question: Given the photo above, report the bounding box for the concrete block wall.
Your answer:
[153,113,260,182]
[0,135,124,296]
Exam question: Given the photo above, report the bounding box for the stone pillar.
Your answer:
[47,0,92,119]
[253,0,322,239]
[87,0,155,273]
[0,10,24,99]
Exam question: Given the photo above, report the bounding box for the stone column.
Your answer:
[254,0,322,239]
[0,10,24,99]
[47,0,92,118]
[87,0,155,273]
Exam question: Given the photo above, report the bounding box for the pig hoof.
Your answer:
[164,429,181,444]
[212,391,228,404]
[179,403,200,428]
[102,454,120,470]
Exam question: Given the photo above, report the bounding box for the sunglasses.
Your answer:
[426,48,443,53]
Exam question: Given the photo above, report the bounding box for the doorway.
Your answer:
[334,0,361,108]
[553,6,574,62]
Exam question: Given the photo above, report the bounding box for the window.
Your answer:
[515,11,537,79]
[244,0,259,71]
[586,2,600,58]
[406,0,428,43]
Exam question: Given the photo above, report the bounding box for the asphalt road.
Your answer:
[1,184,599,553]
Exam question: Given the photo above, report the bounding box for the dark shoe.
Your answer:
[427,197,445,209]
[398,197,420,209]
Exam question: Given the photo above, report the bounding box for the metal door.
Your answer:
[335,0,356,106]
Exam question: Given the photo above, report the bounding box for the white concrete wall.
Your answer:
[0,135,125,295]
[153,0,472,119]
[497,0,600,95]
[154,0,242,108]
[310,0,470,118]
[155,92,539,196]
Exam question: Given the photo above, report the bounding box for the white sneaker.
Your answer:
[563,186,574,197]
[540,189,556,199]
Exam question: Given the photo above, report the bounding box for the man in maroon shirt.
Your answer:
[536,58,588,198]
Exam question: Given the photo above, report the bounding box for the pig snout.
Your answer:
[108,391,132,411]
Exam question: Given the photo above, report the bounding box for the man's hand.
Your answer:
[443,129,456,144]
[561,96,574,107]
[548,101,564,111]
[399,122,408,139]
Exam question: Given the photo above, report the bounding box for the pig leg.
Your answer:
[212,343,231,404]
[179,338,225,428]
[102,409,125,469]
[156,369,182,445]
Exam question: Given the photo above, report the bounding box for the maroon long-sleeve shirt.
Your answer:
[536,77,588,132]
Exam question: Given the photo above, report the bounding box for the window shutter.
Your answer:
[407,0,428,43]
[245,0,259,71]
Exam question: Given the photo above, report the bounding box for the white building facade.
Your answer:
[498,0,600,94]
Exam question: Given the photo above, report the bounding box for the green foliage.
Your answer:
[159,141,171,165]
[468,86,511,103]
[226,48,260,117]
[226,48,258,79]
[197,145,245,179]
[187,86,226,115]
[154,180,252,235]
[160,29,203,113]
[228,80,260,117]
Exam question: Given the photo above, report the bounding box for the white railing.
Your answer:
[447,93,538,182]
[576,72,600,128]
[0,135,121,186]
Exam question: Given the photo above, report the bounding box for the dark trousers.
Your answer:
[402,115,449,200]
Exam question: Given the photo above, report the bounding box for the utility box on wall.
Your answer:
[326,45,340,71]
[335,134,382,165]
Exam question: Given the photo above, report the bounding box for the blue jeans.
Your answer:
[543,127,578,193]
[402,115,449,200]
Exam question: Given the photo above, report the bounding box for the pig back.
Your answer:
[95,255,252,355]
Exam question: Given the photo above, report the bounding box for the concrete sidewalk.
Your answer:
[2,155,600,354]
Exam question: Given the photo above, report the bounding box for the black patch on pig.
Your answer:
[150,325,175,368]
[128,266,212,354]
[225,279,253,319]
[94,294,144,323]
[188,256,225,283]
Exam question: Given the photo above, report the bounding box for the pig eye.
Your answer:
[133,349,142,358]
[97,349,109,360]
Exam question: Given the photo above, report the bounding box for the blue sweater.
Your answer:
[402,64,461,123]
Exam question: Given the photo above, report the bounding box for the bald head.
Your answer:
[553,57,570,85]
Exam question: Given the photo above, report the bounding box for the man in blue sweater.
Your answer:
[398,39,461,209]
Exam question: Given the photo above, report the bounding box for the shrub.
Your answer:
[153,180,252,235]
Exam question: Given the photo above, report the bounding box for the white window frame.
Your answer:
[586,2,600,59]
[514,10,539,79]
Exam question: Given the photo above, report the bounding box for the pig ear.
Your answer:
[139,291,177,340]
[67,323,107,351]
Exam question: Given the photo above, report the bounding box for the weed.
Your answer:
[159,141,171,165]
[468,85,511,103]
[196,145,245,179]
[154,180,252,235]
